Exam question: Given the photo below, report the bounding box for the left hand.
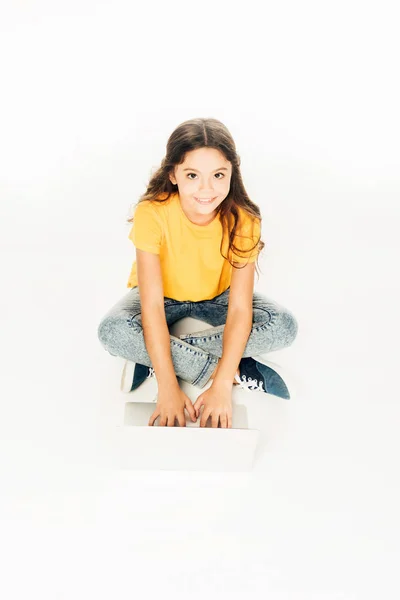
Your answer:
[193,382,233,428]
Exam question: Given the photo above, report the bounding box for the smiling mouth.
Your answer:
[194,197,217,204]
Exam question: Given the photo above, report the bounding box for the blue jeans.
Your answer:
[97,286,298,388]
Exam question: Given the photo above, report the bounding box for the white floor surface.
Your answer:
[1,250,399,600]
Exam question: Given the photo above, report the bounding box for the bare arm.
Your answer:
[192,261,256,428]
[213,261,255,387]
[136,248,179,389]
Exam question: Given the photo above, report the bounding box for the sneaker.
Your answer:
[120,360,156,393]
[234,357,291,400]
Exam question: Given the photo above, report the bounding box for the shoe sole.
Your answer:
[121,360,136,393]
[121,360,159,401]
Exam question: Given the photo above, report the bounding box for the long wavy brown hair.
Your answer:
[126,117,265,278]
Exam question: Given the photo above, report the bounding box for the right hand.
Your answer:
[148,385,197,427]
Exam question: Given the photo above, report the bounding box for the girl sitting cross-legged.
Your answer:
[97,117,298,429]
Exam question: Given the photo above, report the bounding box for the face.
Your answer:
[168,147,232,225]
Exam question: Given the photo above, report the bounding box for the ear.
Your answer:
[168,169,177,186]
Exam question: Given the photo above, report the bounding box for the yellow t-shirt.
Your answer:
[127,191,261,301]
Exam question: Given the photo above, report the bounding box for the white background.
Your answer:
[1,1,399,598]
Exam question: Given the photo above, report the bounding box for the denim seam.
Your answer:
[206,302,275,319]
[206,301,230,309]
[255,308,277,329]
[171,339,202,356]
[187,334,223,343]
[183,309,277,342]
[255,308,276,327]
[127,314,142,328]
[192,355,217,387]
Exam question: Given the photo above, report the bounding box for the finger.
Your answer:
[220,413,228,429]
[200,408,211,428]
[211,412,219,429]
[185,401,197,422]
[159,413,167,427]
[148,408,160,426]
[167,413,176,427]
[228,413,232,429]
[193,398,204,418]
[177,410,186,427]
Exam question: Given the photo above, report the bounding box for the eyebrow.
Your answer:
[182,167,229,172]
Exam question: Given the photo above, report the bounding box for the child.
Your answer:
[97,117,298,429]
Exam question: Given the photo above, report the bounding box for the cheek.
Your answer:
[212,179,230,193]
[180,178,194,187]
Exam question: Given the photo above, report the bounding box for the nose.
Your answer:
[198,183,215,194]
[197,175,217,193]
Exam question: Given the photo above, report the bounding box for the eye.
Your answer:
[186,172,225,180]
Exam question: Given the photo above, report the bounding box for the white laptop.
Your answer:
[112,401,260,472]
[112,317,263,471]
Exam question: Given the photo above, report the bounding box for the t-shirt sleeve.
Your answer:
[231,213,262,264]
[128,201,163,254]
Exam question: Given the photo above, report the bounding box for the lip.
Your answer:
[194,196,217,203]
